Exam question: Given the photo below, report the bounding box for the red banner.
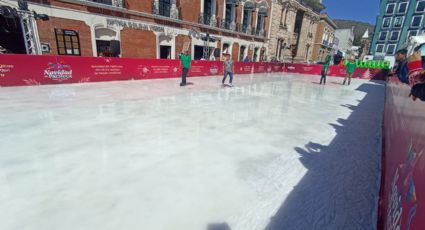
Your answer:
[188,60,223,77]
[379,77,425,230]
[0,54,183,86]
[284,63,386,81]
[0,54,386,87]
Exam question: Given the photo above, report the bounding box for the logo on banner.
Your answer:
[44,62,72,81]
[267,67,272,72]
[210,65,219,75]
[303,67,313,72]
[386,142,422,230]
[287,66,295,70]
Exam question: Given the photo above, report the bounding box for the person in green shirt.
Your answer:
[179,50,192,86]
[320,55,332,85]
[343,58,357,85]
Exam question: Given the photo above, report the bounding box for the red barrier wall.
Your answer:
[0,54,385,87]
[379,78,425,230]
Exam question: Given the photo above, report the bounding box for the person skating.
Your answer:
[222,53,234,87]
[179,50,191,86]
[320,55,331,85]
[343,58,357,85]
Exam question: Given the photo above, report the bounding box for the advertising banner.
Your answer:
[379,77,425,230]
[0,54,385,87]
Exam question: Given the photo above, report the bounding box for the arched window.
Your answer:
[242,1,255,33]
[256,0,269,36]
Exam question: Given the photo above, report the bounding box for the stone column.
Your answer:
[170,0,179,19]
[230,4,236,30]
[153,0,159,14]
[210,0,217,26]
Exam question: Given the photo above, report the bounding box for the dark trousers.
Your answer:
[320,71,327,84]
[181,68,188,85]
[222,71,233,84]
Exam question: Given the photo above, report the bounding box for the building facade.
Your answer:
[311,13,337,62]
[267,0,325,63]
[0,0,272,62]
[370,0,425,58]
[335,27,354,56]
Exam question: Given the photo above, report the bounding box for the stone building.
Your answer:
[335,27,355,56]
[267,0,325,63]
[0,0,272,62]
[311,13,337,62]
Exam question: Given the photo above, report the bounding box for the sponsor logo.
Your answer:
[303,67,313,72]
[386,143,421,230]
[287,66,295,70]
[44,62,72,81]
[210,65,219,75]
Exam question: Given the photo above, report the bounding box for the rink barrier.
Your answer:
[378,77,425,229]
[0,54,386,87]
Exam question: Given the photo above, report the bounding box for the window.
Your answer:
[376,44,384,53]
[160,45,171,59]
[417,0,425,12]
[224,4,232,29]
[390,31,400,41]
[394,16,404,28]
[55,29,81,56]
[398,2,408,14]
[89,0,123,7]
[203,0,213,25]
[239,46,246,61]
[411,15,423,27]
[387,44,396,55]
[386,3,395,14]
[408,30,418,38]
[379,31,388,41]
[382,17,392,28]
[90,0,112,5]
[159,0,171,17]
[242,8,252,32]
[256,14,266,35]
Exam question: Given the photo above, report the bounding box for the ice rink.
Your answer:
[0,73,385,230]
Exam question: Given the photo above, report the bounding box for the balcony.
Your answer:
[152,1,180,19]
[255,27,266,37]
[297,0,326,13]
[292,33,299,43]
[219,19,237,30]
[198,13,217,27]
[88,0,124,8]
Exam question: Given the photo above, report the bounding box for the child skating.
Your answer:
[222,53,234,87]
[343,58,356,85]
[320,55,331,85]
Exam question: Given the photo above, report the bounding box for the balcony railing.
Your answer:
[198,13,210,25]
[152,1,180,19]
[88,0,124,8]
[218,19,232,30]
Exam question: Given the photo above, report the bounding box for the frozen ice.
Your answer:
[0,73,385,230]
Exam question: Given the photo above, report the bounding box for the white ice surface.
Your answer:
[0,74,385,230]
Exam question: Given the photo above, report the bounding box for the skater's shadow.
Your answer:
[207,223,231,230]
[265,83,385,229]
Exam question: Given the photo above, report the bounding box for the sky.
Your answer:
[322,0,380,25]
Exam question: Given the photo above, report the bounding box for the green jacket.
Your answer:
[180,53,192,69]
[322,62,330,73]
[346,62,356,74]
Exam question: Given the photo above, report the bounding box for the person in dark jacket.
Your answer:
[394,48,409,84]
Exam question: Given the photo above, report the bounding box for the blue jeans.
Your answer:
[222,71,233,84]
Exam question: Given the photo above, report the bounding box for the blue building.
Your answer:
[370,0,425,59]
